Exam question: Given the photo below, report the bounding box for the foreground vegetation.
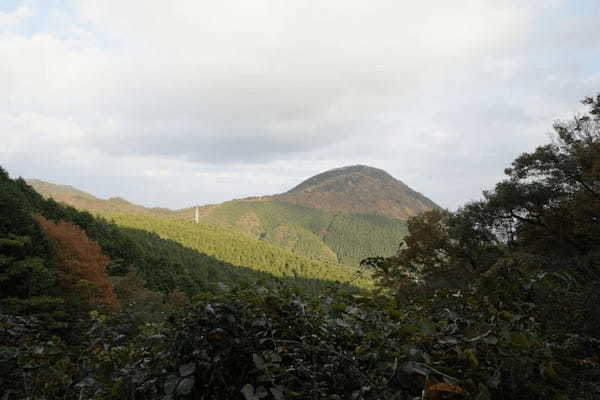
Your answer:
[1,94,599,399]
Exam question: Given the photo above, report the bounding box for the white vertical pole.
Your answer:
[194,207,199,223]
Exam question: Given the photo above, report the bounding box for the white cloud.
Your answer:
[0,1,598,209]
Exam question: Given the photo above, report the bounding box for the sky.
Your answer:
[1,0,599,210]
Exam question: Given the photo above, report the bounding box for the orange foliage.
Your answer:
[424,380,465,400]
[34,215,118,311]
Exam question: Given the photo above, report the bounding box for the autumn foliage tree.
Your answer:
[34,215,118,312]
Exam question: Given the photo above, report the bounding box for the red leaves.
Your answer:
[34,215,119,311]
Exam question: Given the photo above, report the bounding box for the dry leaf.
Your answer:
[424,381,465,400]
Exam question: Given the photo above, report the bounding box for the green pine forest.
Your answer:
[193,200,408,265]
[99,211,373,293]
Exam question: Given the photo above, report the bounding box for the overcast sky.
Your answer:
[1,0,599,209]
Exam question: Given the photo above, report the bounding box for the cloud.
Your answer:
[71,0,528,163]
[0,0,599,209]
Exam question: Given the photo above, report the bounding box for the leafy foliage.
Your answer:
[0,283,464,399]
[366,94,600,397]
[0,171,78,325]
[34,215,119,312]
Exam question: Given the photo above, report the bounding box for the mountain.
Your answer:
[26,179,175,217]
[27,165,435,266]
[19,179,367,295]
[189,199,408,266]
[178,165,433,265]
[274,165,438,220]
[102,212,372,293]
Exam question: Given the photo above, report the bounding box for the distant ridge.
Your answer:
[274,165,438,220]
[26,166,437,265]
[26,179,174,217]
[26,179,97,201]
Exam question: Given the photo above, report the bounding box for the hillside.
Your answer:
[7,172,368,299]
[190,200,408,266]
[274,165,438,220]
[99,212,371,292]
[27,165,431,266]
[26,179,175,217]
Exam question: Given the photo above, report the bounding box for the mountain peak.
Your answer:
[287,165,396,193]
[26,179,97,200]
[276,165,438,220]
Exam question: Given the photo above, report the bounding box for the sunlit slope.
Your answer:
[29,176,412,266]
[196,200,408,266]
[275,165,439,219]
[27,179,176,217]
[100,212,373,289]
[195,200,337,261]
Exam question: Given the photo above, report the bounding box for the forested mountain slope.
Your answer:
[11,172,368,299]
[98,212,371,291]
[27,179,175,217]
[191,200,408,265]
[28,166,424,266]
[274,165,438,219]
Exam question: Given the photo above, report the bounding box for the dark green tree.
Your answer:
[370,94,600,298]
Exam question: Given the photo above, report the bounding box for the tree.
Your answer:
[0,167,63,319]
[35,215,119,312]
[371,94,600,296]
